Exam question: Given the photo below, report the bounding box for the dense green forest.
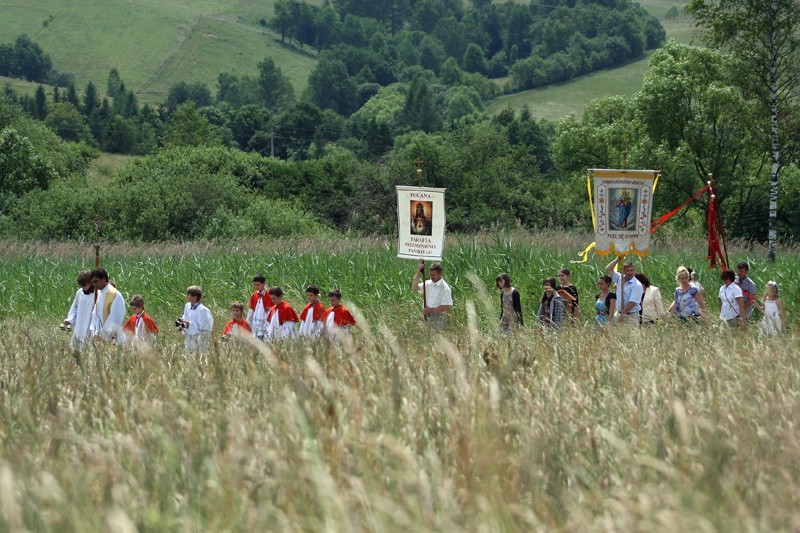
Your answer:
[0,0,799,249]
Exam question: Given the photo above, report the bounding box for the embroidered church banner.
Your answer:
[591,169,659,257]
[396,186,446,260]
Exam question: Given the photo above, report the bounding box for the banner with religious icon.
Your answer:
[396,185,446,260]
[590,168,660,258]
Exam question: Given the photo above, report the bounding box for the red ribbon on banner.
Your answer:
[647,181,730,271]
[649,185,710,234]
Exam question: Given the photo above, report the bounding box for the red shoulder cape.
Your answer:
[300,301,326,321]
[267,301,299,324]
[123,313,159,334]
[249,291,273,311]
[222,318,252,336]
[325,305,356,326]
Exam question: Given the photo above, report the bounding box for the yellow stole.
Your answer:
[103,285,119,322]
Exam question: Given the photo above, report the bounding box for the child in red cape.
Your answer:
[122,294,159,345]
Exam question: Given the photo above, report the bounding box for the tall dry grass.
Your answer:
[1,310,798,531]
[1,236,798,530]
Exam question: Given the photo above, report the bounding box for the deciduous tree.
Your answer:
[688,0,800,260]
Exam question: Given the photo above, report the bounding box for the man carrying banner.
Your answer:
[605,256,643,326]
[412,260,452,333]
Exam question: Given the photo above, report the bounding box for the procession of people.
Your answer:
[62,255,786,354]
[495,258,784,334]
[63,268,357,353]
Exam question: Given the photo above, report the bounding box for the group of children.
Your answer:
[63,270,357,352]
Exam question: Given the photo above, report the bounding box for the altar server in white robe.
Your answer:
[179,285,214,353]
[324,289,357,341]
[246,274,272,340]
[64,271,95,349]
[266,286,299,340]
[298,285,326,339]
[90,268,126,344]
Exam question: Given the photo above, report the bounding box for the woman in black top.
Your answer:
[557,267,580,319]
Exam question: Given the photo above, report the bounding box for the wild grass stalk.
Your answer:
[1,237,799,530]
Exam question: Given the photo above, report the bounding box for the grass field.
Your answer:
[85,153,138,187]
[0,232,795,329]
[0,76,50,99]
[487,55,655,122]
[0,0,319,104]
[0,234,798,529]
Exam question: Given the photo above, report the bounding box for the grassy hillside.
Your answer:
[487,55,653,122]
[488,0,696,121]
[1,0,694,119]
[0,75,49,98]
[0,0,319,104]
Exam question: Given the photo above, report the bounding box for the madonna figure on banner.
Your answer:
[611,189,636,231]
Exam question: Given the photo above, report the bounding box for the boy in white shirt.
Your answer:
[178,285,214,353]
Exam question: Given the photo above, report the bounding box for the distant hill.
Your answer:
[0,0,320,103]
[487,0,696,120]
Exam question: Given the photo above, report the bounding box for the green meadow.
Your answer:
[0,0,319,103]
[0,232,795,328]
[0,234,798,530]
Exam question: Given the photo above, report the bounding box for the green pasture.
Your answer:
[487,56,654,122]
[0,0,318,103]
[85,153,138,187]
[487,0,697,120]
[0,76,49,99]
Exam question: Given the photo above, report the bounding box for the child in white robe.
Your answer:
[246,274,271,341]
[64,271,95,349]
[266,286,299,340]
[179,285,214,353]
[324,289,356,341]
[298,285,326,339]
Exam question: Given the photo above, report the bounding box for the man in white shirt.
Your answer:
[179,285,214,353]
[90,268,126,344]
[412,260,453,333]
[606,256,644,326]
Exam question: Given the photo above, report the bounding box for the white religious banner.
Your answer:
[396,186,446,260]
[590,168,660,258]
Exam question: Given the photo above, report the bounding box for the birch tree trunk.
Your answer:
[767,2,779,262]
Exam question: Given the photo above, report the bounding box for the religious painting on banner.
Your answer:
[591,168,659,257]
[397,186,446,260]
